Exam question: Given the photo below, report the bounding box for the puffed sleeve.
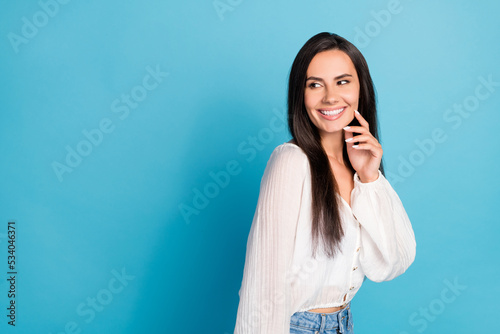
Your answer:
[350,169,417,282]
[234,144,308,334]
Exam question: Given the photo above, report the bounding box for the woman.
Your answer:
[234,32,416,334]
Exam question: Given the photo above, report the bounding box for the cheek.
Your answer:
[304,91,325,111]
[304,92,315,109]
[303,94,318,121]
[345,89,360,106]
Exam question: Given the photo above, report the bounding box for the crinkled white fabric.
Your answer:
[234,143,416,334]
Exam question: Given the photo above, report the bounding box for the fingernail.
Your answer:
[345,138,353,142]
[343,126,350,130]
[355,110,360,114]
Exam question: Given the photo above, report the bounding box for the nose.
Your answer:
[322,85,339,104]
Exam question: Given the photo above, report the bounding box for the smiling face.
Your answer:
[304,49,360,137]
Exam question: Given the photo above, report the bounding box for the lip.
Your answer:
[316,107,347,121]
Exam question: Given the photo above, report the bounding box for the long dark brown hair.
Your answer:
[287,32,385,258]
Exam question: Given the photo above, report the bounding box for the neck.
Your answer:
[320,131,345,165]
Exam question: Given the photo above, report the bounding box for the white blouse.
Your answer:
[234,142,416,334]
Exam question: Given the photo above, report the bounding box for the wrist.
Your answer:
[358,171,380,183]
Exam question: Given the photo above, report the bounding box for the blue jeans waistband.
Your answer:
[290,302,353,333]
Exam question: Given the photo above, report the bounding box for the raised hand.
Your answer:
[343,110,383,183]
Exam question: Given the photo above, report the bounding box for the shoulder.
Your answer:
[270,142,307,161]
[265,142,309,175]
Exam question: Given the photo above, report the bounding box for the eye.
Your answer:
[338,79,349,85]
[308,82,321,88]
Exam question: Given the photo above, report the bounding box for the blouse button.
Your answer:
[356,247,360,252]
[352,266,358,271]
[349,286,355,290]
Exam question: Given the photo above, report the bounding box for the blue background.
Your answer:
[1,0,499,333]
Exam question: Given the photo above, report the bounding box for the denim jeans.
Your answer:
[290,302,354,334]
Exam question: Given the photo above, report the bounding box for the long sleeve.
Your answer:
[350,169,417,282]
[234,145,308,334]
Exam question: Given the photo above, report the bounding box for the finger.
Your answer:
[344,127,354,140]
[343,125,369,134]
[352,142,383,157]
[346,134,377,145]
[352,143,376,154]
[354,110,370,130]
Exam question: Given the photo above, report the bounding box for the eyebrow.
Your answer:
[305,74,353,82]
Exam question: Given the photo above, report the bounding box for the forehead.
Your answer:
[307,49,357,78]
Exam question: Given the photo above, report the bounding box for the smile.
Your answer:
[317,107,346,120]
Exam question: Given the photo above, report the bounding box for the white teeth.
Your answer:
[319,108,344,116]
